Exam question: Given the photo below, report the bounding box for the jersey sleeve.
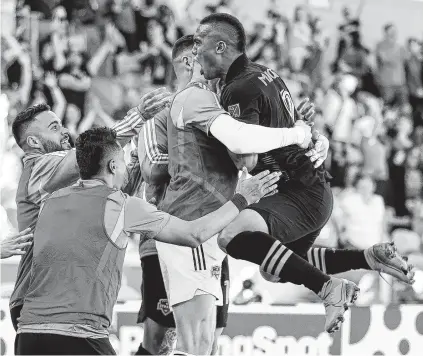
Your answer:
[171,86,227,135]
[221,79,262,125]
[123,195,171,240]
[30,149,79,196]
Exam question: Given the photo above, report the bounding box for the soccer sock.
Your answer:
[306,247,370,275]
[135,344,152,355]
[226,231,330,294]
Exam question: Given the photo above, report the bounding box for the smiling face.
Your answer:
[29,111,71,152]
[192,24,223,80]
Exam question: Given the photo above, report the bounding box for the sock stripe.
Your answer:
[261,241,283,272]
[307,249,314,265]
[274,249,293,276]
[313,248,321,270]
[267,245,287,273]
[320,248,327,274]
[270,248,289,275]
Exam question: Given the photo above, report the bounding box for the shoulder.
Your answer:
[222,72,262,103]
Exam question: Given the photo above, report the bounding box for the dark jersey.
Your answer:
[221,54,327,186]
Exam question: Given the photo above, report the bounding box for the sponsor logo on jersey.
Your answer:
[280,89,294,122]
[157,299,171,316]
[211,265,221,279]
[228,103,240,118]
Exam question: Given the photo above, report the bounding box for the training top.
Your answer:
[18,180,170,338]
[158,81,239,220]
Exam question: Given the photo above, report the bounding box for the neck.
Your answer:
[88,175,114,189]
[221,52,243,83]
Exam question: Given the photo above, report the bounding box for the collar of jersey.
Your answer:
[225,53,249,83]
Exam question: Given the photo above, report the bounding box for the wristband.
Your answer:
[231,193,249,211]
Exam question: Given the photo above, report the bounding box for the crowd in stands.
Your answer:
[1,0,423,304]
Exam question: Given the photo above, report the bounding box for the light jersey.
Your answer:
[18,180,170,338]
[158,81,239,220]
[10,109,145,310]
[138,109,170,259]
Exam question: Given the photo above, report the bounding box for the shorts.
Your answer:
[138,255,230,328]
[15,333,116,355]
[11,304,23,331]
[248,182,333,256]
[155,235,226,308]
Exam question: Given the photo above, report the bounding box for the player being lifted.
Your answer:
[192,13,414,335]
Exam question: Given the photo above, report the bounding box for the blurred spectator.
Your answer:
[335,6,361,70]
[405,37,423,127]
[388,116,414,217]
[287,6,312,72]
[139,18,173,86]
[376,24,408,109]
[111,0,138,52]
[338,32,369,81]
[334,173,386,250]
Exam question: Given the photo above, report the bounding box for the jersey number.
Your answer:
[280,90,295,124]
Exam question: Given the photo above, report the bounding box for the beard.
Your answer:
[41,138,67,153]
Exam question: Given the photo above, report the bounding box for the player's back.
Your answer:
[159,82,238,220]
[222,59,327,186]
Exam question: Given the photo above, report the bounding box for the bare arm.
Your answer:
[58,73,92,91]
[87,41,115,77]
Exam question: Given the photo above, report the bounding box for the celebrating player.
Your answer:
[14,127,279,355]
[192,13,414,334]
[8,88,172,331]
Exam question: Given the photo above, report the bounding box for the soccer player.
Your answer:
[150,34,328,356]
[8,88,171,331]
[192,13,414,334]
[14,127,279,355]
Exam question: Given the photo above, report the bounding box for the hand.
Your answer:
[1,228,33,259]
[44,72,58,88]
[137,87,173,120]
[236,167,281,205]
[293,120,312,149]
[297,97,315,123]
[305,131,329,168]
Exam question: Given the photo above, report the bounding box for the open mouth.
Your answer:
[61,136,70,146]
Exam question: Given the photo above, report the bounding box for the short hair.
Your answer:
[384,23,394,32]
[199,13,246,53]
[172,35,194,60]
[75,127,120,180]
[12,103,50,147]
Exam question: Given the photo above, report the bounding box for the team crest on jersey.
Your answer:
[228,103,240,118]
[157,299,171,316]
[211,265,221,280]
[280,90,295,122]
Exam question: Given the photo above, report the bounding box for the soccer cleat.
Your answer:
[364,242,415,284]
[318,278,360,334]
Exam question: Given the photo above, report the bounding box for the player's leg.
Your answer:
[155,242,222,354]
[172,294,216,354]
[296,238,414,284]
[135,255,176,355]
[211,256,230,355]
[218,184,359,333]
